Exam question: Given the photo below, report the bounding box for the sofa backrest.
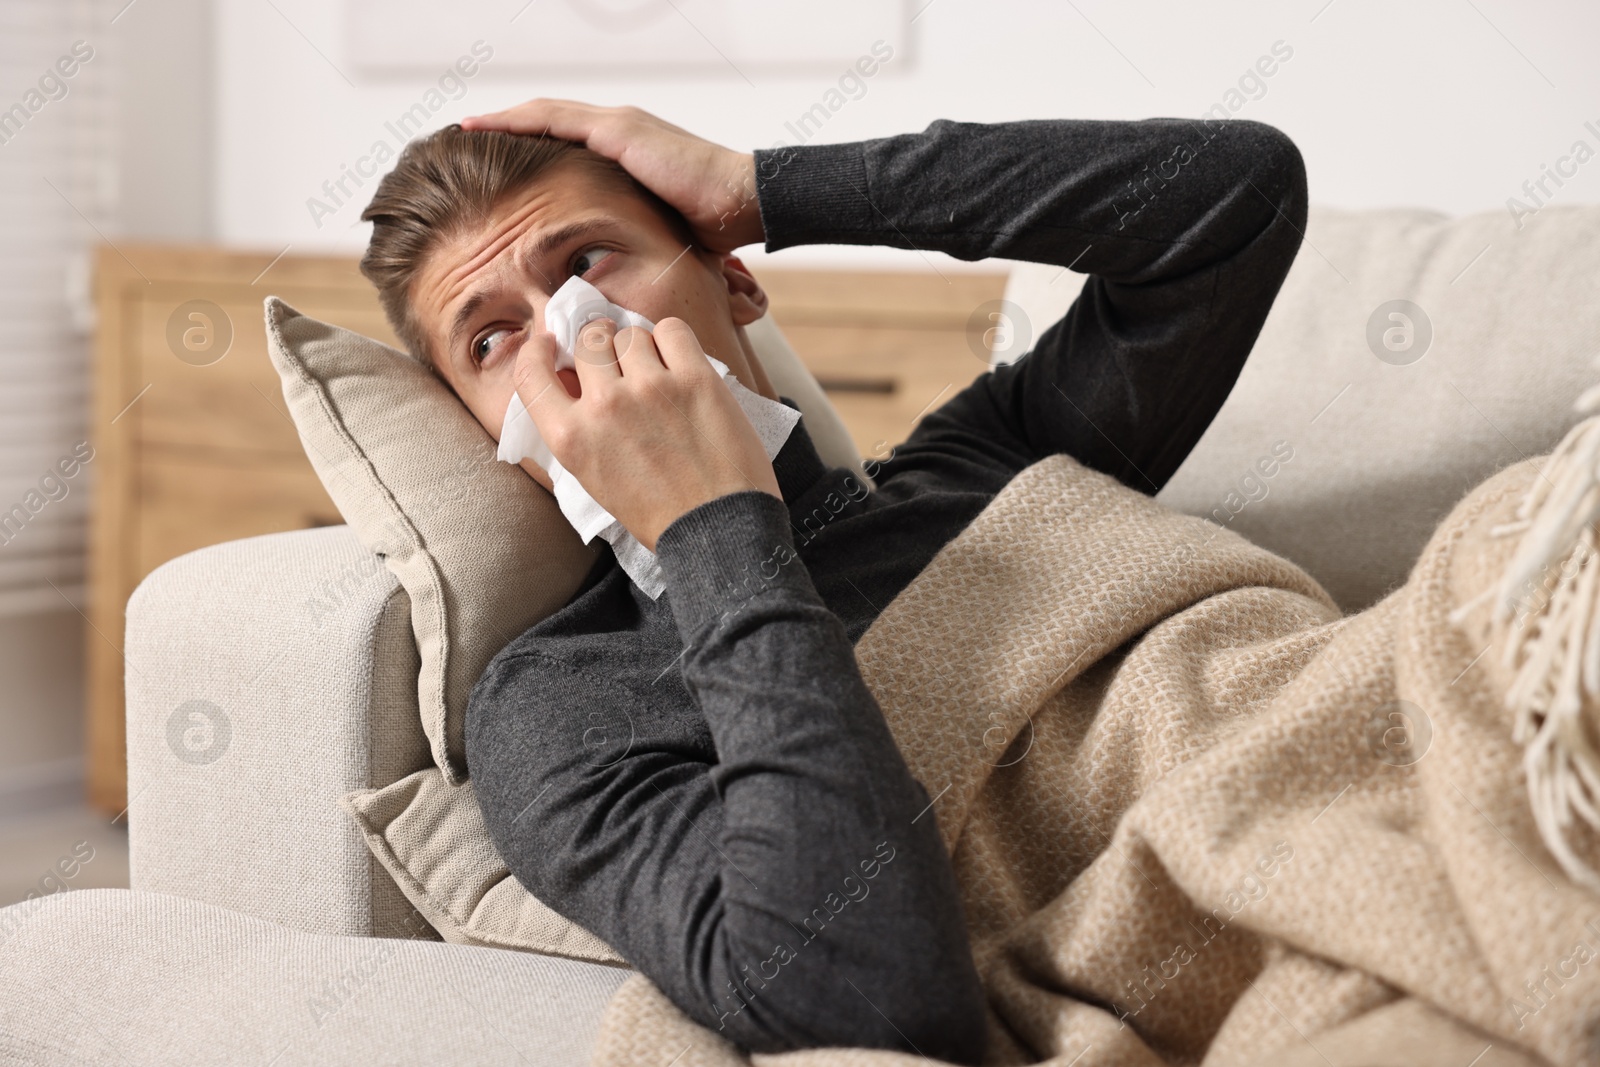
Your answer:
[1002,202,1600,612]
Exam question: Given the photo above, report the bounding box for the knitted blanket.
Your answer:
[591,448,1600,1067]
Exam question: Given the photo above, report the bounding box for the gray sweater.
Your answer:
[466,114,1308,1064]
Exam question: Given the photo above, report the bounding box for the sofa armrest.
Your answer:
[123,525,436,939]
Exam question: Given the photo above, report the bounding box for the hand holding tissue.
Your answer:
[495,276,801,600]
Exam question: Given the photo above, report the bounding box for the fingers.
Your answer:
[538,317,695,441]
[461,98,609,140]
[511,330,572,419]
[460,97,566,134]
[459,100,656,176]
[613,324,667,380]
[571,316,621,377]
[650,317,712,377]
[575,318,670,386]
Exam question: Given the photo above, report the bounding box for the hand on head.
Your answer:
[461,99,766,254]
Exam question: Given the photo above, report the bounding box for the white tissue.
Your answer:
[496,276,801,599]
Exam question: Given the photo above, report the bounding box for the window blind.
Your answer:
[0,0,115,616]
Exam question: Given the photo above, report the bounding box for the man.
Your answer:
[358,99,1308,1063]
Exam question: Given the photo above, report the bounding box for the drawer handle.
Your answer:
[814,375,896,394]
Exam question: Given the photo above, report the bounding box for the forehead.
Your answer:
[410,159,654,339]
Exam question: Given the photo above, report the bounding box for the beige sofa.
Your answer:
[3,201,1598,1066]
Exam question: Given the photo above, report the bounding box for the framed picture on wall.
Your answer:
[344,0,911,75]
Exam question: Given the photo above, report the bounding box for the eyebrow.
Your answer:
[445,214,626,366]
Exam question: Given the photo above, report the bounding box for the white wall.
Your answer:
[116,0,214,241]
[210,0,1600,272]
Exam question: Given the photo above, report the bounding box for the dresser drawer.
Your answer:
[759,268,1007,457]
[132,285,401,458]
[773,320,993,456]
[135,448,341,576]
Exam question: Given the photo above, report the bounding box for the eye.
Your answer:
[570,244,614,277]
[473,327,518,366]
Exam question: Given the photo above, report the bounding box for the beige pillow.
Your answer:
[264,297,865,783]
[341,769,626,965]
[264,297,598,784]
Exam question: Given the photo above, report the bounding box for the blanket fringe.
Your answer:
[1478,369,1600,893]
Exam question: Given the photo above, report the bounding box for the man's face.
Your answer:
[411,156,776,490]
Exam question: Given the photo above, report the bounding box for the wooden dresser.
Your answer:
[87,245,1006,813]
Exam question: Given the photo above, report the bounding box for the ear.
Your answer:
[715,253,769,326]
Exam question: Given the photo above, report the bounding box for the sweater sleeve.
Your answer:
[752,116,1309,494]
[468,490,988,1064]
[656,489,987,1054]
